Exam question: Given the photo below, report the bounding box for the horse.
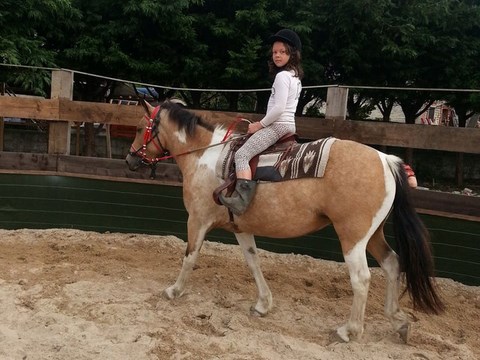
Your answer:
[125,100,444,343]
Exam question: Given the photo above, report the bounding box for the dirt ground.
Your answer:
[0,229,478,360]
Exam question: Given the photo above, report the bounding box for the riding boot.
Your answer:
[219,179,257,216]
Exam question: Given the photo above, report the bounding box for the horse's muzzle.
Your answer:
[125,153,143,171]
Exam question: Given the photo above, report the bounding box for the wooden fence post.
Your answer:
[0,83,4,151]
[325,86,349,121]
[49,70,73,155]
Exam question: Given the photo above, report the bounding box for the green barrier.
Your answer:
[0,173,478,286]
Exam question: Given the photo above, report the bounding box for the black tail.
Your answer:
[389,158,444,314]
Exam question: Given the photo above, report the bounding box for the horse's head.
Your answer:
[126,99,218,174]
[125,101,170,172]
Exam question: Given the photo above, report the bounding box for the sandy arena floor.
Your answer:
[0,229,478,360]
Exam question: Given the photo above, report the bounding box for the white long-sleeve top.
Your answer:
[259,70,302,128]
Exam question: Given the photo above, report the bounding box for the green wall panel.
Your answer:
[0,173,478,286]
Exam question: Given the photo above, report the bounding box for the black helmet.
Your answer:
[268,29,302,52]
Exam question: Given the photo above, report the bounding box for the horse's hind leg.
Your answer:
[336,237,371,342]
[164,218,208,299]
[234,233,273,316]
[367,226,410,342]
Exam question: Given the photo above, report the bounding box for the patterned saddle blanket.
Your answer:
[216,136,336,182]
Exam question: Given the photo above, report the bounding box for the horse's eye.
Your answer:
[136,127,143,133]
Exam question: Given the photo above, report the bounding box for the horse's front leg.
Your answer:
[234,233,273,316]
[164,217,208,299]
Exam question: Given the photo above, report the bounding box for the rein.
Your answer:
[129,108,248,177]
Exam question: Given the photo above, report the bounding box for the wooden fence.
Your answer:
[0,70,478,155]
[0,70,479,220]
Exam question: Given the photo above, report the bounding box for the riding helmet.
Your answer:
[269,29,302,52]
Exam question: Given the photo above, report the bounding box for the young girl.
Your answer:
[220,29,303,215]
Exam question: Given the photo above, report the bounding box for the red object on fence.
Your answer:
[110,125,136,139]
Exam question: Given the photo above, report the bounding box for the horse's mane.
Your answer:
[161,100,215,136]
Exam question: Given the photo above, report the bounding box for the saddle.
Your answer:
[212,133,297,205]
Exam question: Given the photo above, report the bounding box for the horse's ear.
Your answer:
[139,98,154,116]
[131,83,152,116]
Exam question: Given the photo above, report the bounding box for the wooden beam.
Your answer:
[0,83,4,150]
[49,70,73,155]
[0,152,56,172]
[0,97,60,120]
[295,116,335,139]
[0,96,479,154]
[0,117,3,151]
[295,117,480,154]
[0,152,182,184]
[58,98,144,124]
[0,96,142,124]
[412,188,480,219]
[325,87,348,120]
[51,70,74,99]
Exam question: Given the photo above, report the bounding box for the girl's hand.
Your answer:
[247,122,263,134]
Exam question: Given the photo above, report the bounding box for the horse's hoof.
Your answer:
[163,286,183,300]
[398,323,410,343]
[335,326,350,343]
[249,305,268,317]
[327,330,347,344]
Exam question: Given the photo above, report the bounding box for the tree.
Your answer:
[378,0,480,124]
[313,0,398,119]
[440,0,480,127]
[0,0,79,96]
[185,0,275,110]
[3,0,480,119]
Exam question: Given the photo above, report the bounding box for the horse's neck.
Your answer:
[170,125,227,176]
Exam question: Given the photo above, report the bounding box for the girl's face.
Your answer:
[272,41,290,68]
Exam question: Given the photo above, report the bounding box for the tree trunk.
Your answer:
[377,98,394,122]
[227,92,239,111]
[191,91,202,109]
[255,91,269,114]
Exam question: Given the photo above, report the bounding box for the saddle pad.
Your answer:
[217,137,336,181]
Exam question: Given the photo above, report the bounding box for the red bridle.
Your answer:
[129,108,248,171]
[128,105,174,165]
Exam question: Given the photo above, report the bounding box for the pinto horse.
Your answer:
[125,100,444,343]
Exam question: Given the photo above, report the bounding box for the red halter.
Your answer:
[128,105,174,165]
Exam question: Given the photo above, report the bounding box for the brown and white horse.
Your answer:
[125,100,444,343]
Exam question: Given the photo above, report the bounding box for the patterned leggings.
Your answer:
[235,122,295,172]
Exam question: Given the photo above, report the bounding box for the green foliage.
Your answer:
[0,0,79,96]
[1,0,479,120]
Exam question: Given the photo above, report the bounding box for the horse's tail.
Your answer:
[386,155,444,314]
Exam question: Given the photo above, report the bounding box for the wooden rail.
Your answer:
[0,70,479,221]
[1,69,479,154]
[0,96,479,154]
